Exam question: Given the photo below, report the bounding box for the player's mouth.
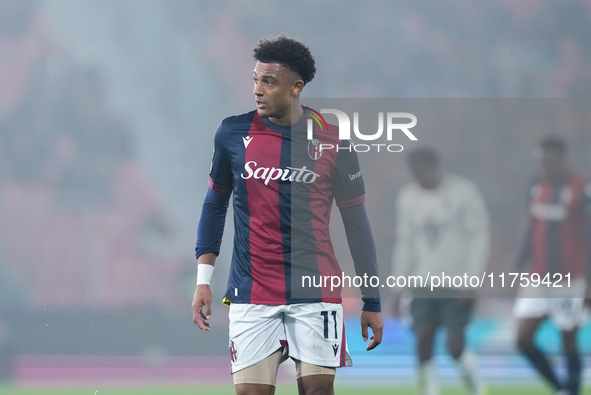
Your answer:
[255,100,266,109]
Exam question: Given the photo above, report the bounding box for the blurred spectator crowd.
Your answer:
[0,0,183,311]
[171,0,591,100]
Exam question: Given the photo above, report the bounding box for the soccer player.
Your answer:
[514,136,591,395]
[392,148,490,395]
[191,35,383,395]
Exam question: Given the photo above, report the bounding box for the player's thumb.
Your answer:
[361,323,368,342]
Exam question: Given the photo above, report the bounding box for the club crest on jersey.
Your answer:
[308,139,323,160]
[230,341,238,362]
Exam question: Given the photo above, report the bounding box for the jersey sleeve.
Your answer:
[194,121,233,259]
[207,120,233,194]
[332,140,365,208]
[195,188,231,258]
[340,203,381,311]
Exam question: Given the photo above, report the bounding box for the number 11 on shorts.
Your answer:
[321,311,338,339]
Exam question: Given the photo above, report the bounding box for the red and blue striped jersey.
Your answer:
[520,174,591,280]
[204,109,365,305]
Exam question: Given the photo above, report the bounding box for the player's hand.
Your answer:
[192,284,213,331]
[361,311,384,351]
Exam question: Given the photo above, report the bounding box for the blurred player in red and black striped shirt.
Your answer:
[515,136,591,395]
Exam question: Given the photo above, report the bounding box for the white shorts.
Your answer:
[513,278,587,331]
[228,302,352,373]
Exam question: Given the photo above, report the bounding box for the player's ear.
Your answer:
[292,79,305,97]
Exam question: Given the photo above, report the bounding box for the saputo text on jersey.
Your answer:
[241,161,320,184]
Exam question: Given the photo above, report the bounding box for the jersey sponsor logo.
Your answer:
[348,171,362,181]
[530,202,567,221]
[332,343,339,357]
[242,136,254,148]
[308,139,323,160]
[531,185,573,204]
[241,161,320,185]
[230,340,238,362]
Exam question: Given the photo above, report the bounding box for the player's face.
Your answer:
[540,148,567,181]
[253,62,303,126]
[411,164,441,190]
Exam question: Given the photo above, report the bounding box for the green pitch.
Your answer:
[0,385,590,395]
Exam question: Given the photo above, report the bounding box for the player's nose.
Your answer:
[253,81,263,96]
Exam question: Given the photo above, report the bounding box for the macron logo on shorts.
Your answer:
[230,341,238,362]
[332,344,339,357]
[243,136,253,148]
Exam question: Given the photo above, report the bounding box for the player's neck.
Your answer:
[268,103,304,126]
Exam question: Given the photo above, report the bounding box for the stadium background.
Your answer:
[0,0,590,393]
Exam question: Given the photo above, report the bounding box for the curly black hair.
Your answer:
[253,35,316,84]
